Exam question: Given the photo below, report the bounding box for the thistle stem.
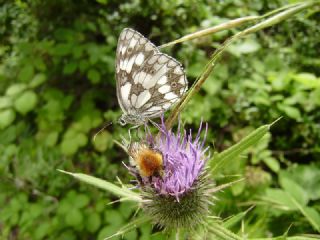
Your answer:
[175,229,180,240]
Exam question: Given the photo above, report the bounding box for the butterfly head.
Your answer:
[118,115,127,126]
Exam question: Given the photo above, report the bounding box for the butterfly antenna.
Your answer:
[93,122,113,142]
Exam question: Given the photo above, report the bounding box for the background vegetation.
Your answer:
[0,0,319,239]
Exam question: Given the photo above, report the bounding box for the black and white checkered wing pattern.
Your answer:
[115,28,188,123]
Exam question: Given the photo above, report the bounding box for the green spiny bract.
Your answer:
[141,172,215,231]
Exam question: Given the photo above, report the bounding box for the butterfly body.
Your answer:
[118,113,145,126]
[116,28,188,126]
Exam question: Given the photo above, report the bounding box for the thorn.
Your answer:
[269,116,283,127]
[56,169,73,176]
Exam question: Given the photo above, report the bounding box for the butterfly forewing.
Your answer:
[116,29,158,113]
[116,28,188,125]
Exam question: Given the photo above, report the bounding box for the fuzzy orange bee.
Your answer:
[128,142,164,178]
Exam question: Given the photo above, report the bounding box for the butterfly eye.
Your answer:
[119,117,126,126]
[171,82,177,88]
[150,69,156,74]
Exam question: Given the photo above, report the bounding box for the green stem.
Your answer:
[159,16,260,49]
[175,229,180,240]
[165,1,318,129]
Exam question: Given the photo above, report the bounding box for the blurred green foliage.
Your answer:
[0,0,319,239]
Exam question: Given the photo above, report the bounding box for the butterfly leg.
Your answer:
[148,118,160,129]
[136,125,145,140]
[128,125,140,143]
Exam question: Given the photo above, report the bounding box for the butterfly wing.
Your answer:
[115,28,188,121]
[131,53,188,118]
[116,28,159,115]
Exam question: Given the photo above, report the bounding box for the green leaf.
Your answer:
[60,139,79,155]
[285,193,320,232]
[63,62,78,74]
[14,90,38,114]
[73,194,90,208]
[104,216,151,240]
[125,229,138,240]
[65,208,83,227]
[4,144,18,158]
[44,131,59,147]
[33,57,47,71]
[18,65,34,82]
[6,83,27,97]
[86,212,101,233]
[0,109,16,129]
[228,38,260,57]
[64,128,78,139]
[263,157,280,172]
[34,222,51,239]
[76,132,88,147]
[96,0,108,4]
[58,230,77,240]
[73,46,84,58]
[303,207,320,232]
[277,103,301,120]
[223,206,254,229]
[231,180,245,196]
[87,69,101,84]
[280,176,309,206]
[105,210,124,227]
[0,96,12,109]
[211,120,278,173]
[292,72,320,89]
[79,59,90,72]
[98,225,120,240]
[54,43,72,56]
[119,202,135,219]
[29,73,46,88]
[93,131,113,152]
[263,188,297,211]
[203,75,222,95]
[281,165,320,201]
[57,170,142,202]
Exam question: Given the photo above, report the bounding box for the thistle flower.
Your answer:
[126,118,215,230]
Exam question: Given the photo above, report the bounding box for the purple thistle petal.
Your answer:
[142,117,209,200]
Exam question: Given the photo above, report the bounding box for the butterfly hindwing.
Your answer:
[115,28,188,124]
[131,53,187,118]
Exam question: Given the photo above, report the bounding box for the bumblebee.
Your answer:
[128,142,164,178]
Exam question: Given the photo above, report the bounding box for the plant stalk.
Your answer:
[165,1,318,129]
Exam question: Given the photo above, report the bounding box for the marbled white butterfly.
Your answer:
[116,28,188,126]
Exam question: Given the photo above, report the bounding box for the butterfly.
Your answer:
[115,28,188,126]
